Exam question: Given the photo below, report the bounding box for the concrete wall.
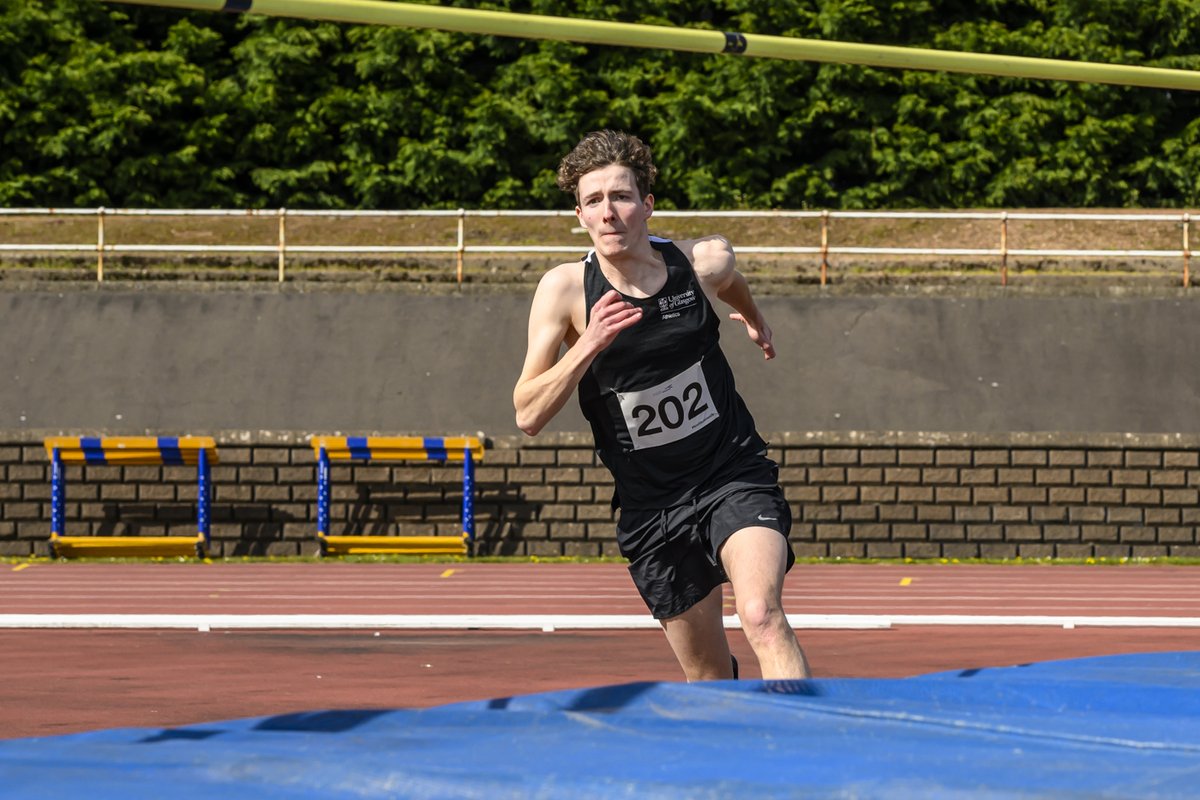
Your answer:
[2,284,1199,558]
[3,285,1198,435]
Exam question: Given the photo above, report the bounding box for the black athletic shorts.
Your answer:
[616,475,795,620]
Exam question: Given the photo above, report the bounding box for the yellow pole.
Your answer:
[109,0,1200,92]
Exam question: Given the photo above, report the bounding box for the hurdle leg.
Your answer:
[317,447,331,556]
[50,448,65,557]
[197,447,211,557]
[461,446,475,554]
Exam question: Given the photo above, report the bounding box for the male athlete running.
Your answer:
[514,130,809,681]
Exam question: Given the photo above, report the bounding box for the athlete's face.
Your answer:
[575,164,654,258]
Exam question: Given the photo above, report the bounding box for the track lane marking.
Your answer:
[2,613,1198,630]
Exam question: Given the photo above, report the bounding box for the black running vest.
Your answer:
[578,237,767,510]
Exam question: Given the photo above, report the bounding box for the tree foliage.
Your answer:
[2,0,1198,208]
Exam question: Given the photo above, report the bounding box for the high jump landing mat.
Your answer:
[1,650,1197,798]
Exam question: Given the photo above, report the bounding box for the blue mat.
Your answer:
[3,651,1198,798]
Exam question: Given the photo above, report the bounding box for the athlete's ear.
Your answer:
[643,192,654,219]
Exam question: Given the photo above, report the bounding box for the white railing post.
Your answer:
[1183,212,1191,288]
[1000,211,1009,286]
[819,209,829,286]
[96,206,105,282]
[278,207,287,283]
[456,208,466,285]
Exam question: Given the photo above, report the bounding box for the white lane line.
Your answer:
[0,614,887,631]
[0,613,1197,630]
[883,614,1200,627]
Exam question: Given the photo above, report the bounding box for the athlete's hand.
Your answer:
[730,312,775,360]
[582,289,642,352]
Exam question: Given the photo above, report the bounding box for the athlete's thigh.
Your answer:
[709,484,794,596]
[719,526,791,602]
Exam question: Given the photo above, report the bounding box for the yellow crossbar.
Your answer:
[49,534,207,559]
[318,535,468,556]
[45,436,219,465]
[312,436,484,462]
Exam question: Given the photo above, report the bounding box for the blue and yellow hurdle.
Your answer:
[45,436,217,558]
[312,435,484,556]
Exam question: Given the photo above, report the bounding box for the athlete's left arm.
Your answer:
[683,235,776,360]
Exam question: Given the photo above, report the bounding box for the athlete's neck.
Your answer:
[597,242,667,299]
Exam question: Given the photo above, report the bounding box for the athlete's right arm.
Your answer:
[514,267,642,436]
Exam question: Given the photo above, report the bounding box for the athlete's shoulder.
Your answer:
[526,260,588,340]
[537,258,587,295]
[671,235,735,287]
[675,234,732,263]
[650,235,697,272]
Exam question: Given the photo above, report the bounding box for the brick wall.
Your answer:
[2,431,1198,559]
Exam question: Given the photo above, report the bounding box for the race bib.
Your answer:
[616,360,719,450]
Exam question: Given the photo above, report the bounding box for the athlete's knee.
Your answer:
[736,594,789,640]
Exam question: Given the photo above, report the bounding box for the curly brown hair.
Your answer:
[556,130,658,201]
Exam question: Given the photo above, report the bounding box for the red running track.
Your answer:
[4,561,1200,617]
[1,561,1197,738]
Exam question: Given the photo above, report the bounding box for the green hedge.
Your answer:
[3,0,1199,209]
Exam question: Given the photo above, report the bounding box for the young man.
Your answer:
[513,130,810,681]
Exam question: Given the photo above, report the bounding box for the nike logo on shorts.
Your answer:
[757,514,777,522]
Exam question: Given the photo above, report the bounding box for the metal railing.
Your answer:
[0,207,1194,285]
